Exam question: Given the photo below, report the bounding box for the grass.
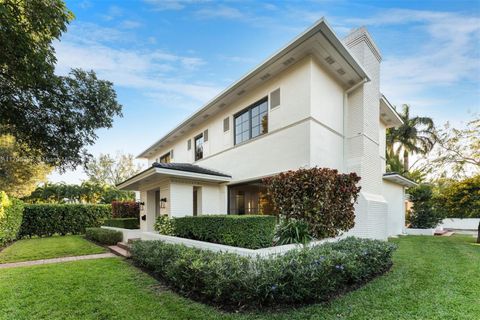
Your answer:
[0,235,106,264]
[0,235,478,319]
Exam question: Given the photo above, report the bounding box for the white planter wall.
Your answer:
[439,218,480,230]
[405,228,435,236]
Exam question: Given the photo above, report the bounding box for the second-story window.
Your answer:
[194,133,204,161]
[159,152,171,163]
[234,98,268,145]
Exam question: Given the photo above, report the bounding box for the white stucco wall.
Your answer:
[439,218,480,230]
[148,56,313,170]
[383,180,406,236]
[169,179,226,217]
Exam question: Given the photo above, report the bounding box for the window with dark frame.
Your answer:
[194,134,204,161]
[159,152,171,163]
[234,98,268,145]
[187,139,191,150]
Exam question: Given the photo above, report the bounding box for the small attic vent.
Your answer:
[283,57,295,66]
[203,114,209,119]
[218,103,226,108]
[260,73,271,81]
[337,68,346,75]
[325,56,335,64]
[348,80,355,86]
[237,89,245,96]
[190,123,196,127]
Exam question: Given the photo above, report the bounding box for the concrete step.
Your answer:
[108,245,131,258]
[117,242,131,251]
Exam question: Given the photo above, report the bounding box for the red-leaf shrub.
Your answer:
[263,167,361,239]
[111,201,139,218]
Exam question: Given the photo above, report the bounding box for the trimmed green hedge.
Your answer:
[131,237,396,308]
[172,215,276,249]
[0,192,24,246]
[19,204,111,238]
[85,227,122,245]
[103,218,139,229]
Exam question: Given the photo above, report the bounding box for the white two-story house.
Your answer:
[118,18,416,240]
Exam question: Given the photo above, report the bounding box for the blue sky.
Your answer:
[50,0,480,183]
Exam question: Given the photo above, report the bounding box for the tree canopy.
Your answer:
[0,134,52,197]
[386,104,436,172]
[84,153,144,186]
[0,0,122,171]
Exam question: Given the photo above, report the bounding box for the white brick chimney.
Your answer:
[343,27,388,239]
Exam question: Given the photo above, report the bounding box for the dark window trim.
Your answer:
[194,133,204,161]
[159,151,171,163]
[233,97,268,145]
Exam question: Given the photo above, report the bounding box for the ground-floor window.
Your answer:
[228,180,274,215]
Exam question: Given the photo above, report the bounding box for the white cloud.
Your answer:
[120,20,143,29]
[144,0,210,11]
[195,5,244,19]
[345,9,480,114]
[54,22,219,109]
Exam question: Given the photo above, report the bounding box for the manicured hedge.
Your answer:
[172,215,276,249]
[112,201,139,218]
[0,192,24,246]
[131,237,396,308]
[103,218,139,229]
[85,227,122,245]
[19,204,111,238]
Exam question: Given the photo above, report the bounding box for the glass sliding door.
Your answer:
[228,180,273,215]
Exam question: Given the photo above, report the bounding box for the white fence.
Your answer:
[438,218,479,231]
[101,226,343,257]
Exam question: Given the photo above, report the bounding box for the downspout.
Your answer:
[342,78,369,173]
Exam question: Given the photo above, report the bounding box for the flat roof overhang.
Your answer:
[380,95,403,128]
[138,18,370,159]
[383,173,417,188]
[117,167,232,191]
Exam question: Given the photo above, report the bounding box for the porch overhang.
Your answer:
[117,163,232,191]
[383,173,417,188]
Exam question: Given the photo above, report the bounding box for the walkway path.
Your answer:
[0,253,116,269]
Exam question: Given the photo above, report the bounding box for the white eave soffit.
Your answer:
[138,18,370,158]
[380,95,403,128]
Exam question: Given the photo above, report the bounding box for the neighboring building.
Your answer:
[118,18,416,240]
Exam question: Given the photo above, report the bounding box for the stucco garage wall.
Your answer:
[382,180,405,236]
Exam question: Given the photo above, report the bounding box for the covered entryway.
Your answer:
[117,163,231,231]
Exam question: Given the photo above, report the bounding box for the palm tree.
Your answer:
[386,104,436,172]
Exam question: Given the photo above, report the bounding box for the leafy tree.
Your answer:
[0,0,122,170]
[23,182,134,204]
[407,184,444,229]
[434,175,480,219]
[84,153,144,185]
[0,135,51,197]
[432,117,480,178]
[386,104,436,172]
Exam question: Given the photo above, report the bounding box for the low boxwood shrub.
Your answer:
[172,215,276,249]
[111,201,139,218]
[85,227,122,245]
[19,204,111,237]
[0,192,24,246]
[131,237,395,308]
[103,218,139,229]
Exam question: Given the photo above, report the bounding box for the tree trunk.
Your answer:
[477,221,480,244]
[403,150,409,173]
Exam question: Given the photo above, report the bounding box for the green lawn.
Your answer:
[0,235,106,263]
[0,235,478,320]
